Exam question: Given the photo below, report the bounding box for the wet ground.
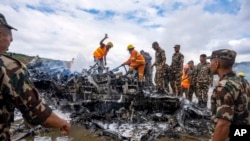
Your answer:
[20,125,210,141]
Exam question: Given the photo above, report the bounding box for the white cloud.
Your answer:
[1,0,249,72]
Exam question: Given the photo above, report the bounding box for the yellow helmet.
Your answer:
[127,44,134,50]
[238,72,245,77]
[107,42,113,47]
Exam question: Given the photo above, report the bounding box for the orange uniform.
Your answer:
[93,45,109,59]
[181,73,190,89]
[124,49,145,80]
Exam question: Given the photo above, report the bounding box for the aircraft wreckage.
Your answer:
[11,58,212,141]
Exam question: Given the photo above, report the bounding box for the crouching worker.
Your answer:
[121,44,145,86]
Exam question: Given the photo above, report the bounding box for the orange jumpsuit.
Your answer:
[93,45,109,59]
[124,49,145,81]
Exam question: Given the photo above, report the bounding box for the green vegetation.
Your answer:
[5,52,34,64]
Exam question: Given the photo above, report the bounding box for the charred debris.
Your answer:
[13,58,212,141]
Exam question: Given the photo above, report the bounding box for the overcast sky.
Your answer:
[1,0,250,72]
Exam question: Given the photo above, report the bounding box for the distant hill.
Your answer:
[4,52,71,68]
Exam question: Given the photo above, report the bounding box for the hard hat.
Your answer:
[238,72,245,77]
[127,44,134,50]
[107,42,113,47]
[184,65,189,69]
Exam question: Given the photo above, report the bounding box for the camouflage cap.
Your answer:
[207,49,236,62]
[0,13,17,30]
[173,44,180,48]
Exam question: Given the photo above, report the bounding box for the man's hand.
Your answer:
[104,33,108,39]
[59,119,71,136]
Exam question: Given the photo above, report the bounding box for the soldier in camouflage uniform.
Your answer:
[187,60,196,101]
[208,49,250,141]
[0,13,71,140]
[194,54,213,107]
[151,42,166,94]
[170,44,184,96]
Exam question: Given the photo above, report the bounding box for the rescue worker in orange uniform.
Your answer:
[122,44,145,83]
[93,34,113,74]
[181,65,191,98]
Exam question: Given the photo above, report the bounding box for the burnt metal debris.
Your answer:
[12,58,212,141]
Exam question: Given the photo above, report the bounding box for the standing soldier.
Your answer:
[187,60,196,102]
[170,44,184,96]
[151,41,166,94]
[194,54,213,107]
[93,34,113,74]
[208,49,250,141]
[140,50,153,86]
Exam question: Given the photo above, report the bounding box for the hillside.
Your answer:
[4,52,71,68]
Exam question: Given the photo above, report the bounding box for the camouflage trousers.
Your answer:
[187,85,195,102]
[195,82,209,103]
[154,66,165,90]
[170,72,182,96]
[144,62,153,86]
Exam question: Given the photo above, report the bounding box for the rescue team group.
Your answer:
[0,13,249,141]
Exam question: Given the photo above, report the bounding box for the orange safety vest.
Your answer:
[124,49,145,65]
[181,73,190,89]
[93,45,108,59]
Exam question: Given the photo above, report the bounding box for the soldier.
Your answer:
[208,49,250,141]
[140,50,153,86]
[0,13,71,140]
[151,41,166,94]
[170,44,184,96]
[194,54,213,107]
[187,60,196,102]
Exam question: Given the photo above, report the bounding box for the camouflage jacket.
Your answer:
[155,48,166,66]
[0,55,52,140]
[194,62,213,84]
[187,66,196,86]
[211,72,250,128]
[170,52,184,73]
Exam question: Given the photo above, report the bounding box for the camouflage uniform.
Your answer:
[0,55,52,140]
[154,48,166,91]
[194,62,213,106]
[211,72,250,130]
[170,51,184,96]
[187,66,196,101]
[208,49,250,140]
